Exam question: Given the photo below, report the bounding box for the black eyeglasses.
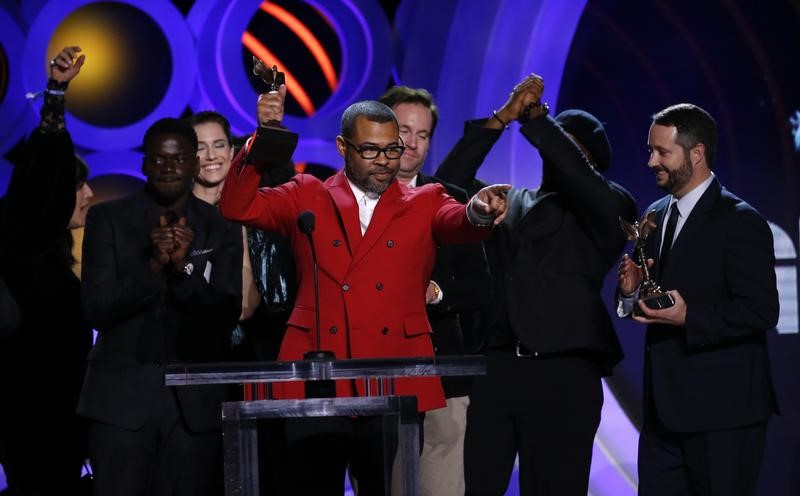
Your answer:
[342,136,405,159]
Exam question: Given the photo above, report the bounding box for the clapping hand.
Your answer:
[169,217,194,271]
[149,215,194,272]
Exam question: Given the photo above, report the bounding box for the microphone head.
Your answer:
[297,211,316,233]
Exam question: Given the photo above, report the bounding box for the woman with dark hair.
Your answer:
[188,110,297,362]
[0,46,94,495]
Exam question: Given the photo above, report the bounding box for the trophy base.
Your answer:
[633,291,675,316]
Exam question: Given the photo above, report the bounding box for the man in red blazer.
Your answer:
[219,91,509,493]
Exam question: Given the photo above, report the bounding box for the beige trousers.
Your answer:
[419,396,470,496]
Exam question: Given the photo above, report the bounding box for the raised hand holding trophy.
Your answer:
[246,57,296,165]
[253,56,285,93]
[619,211,676,316]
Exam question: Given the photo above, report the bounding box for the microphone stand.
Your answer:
[298,212,336,398]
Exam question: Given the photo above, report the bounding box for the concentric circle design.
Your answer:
[0,5,31,154]
[22,0,196,151]
[241,1,342,117]
[46,2,172,127]
[84,149,144,180]
[190,0,392,148]
[0,158,14,193]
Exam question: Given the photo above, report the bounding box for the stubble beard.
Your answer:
[659,154,694,194]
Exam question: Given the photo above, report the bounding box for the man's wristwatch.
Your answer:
[519,101,549,123]
[429,281,443,305]
[182,261,194,276]
[431,282,441,300]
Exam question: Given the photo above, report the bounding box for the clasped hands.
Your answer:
[150,215,194,273]
[492,73,547,128]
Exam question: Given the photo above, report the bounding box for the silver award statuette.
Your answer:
[620,211,676,316]
[253,56,285,94]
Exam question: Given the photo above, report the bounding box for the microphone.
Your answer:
[297,211,336,398]
[297,210,315,234]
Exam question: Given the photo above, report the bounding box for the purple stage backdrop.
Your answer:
[1,1,799,494]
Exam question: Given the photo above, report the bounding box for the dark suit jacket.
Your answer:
[643,178,779,432]
[78,191,242,432]
[0,129,92,425]
[436,116,637,372]
[417,173,491,397]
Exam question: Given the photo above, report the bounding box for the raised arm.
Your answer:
[434,74,541,194]
[219,82,300,232]
[520,114,636,247]
[2,46,86,252]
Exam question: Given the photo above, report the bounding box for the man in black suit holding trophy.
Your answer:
[617,103,779,496]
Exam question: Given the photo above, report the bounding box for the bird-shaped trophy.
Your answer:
[253,56,285,94]
[620,211,676,316]
[246,57,295,166]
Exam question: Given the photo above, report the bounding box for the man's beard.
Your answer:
[658,154,693,194]
[345,154,394,195]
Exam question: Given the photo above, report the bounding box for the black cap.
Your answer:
[554,109,612,172]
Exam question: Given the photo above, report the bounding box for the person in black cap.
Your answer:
[436,73,637,495]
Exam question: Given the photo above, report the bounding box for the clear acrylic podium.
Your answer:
[165,355,485,496]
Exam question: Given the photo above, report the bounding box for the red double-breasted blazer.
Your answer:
[219,151,490,411]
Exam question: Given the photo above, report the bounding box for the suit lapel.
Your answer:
[664,179,721,271]
[326,172,362,256]
[647,197,671,277]
[351,180,403,268]
[128,191,159,255]
[185,196,208,256]
[652,197,671,249]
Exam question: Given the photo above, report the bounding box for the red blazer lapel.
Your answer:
[326,171,361,255]
[351,180,403,267]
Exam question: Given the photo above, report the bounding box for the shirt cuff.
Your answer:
[616,289,639,317]
[466,197,494,226]
[429,280,444,305]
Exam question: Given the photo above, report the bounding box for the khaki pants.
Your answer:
[419,396,470,496]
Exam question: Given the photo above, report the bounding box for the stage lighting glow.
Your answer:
[0,44,8,102]
[790,110,800,152]
[47,17,125,105]
[241,31,316,116]
[0,4,29,154]
[260,1,338,91]
[23,0,196,151]
[45,2,171,127]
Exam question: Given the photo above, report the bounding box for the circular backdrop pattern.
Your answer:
[190,0,393,141]
[22,0,196,151]
[0,5,30,154]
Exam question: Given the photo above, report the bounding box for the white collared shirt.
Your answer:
[346,176,380,235]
